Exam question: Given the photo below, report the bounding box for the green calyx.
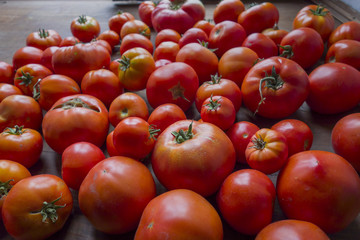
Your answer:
[170,0,186,10]
[279,45,294,59]
[38,29,49,38]
[197,40,217,52]
[0,179,14,198]
[118,55,131,72]
[3,125,26,135]
[140,27,151,38]
[208,73,222,85]
[32,195,66,223]
[77,15,88,24]
[53,98,99,112]
[16,70,34,86]
[249,2,259,8]
[309,5,329,16]
[172,121,193,144]
[250,134,266,150]
[33,78,42,100]
[204,95,221,111]
[149,125,161,140]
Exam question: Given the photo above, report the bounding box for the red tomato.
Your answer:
[119,33,154,55]
[255,219,330,240]
[0,62,14,84]
[262,23,289,45]
[238,2,279,35]
[26,29,62,50]
[70,15,100,42]
[0,125,43,168]
[152,120,235,197]
[106,131,119,157]
[146,62,199,111]
[62,142,105,190]
[242,33,278,59]
[97,30,120,50]
[138,1,156,28]
[120,20,151,40]
[12,46,43,70]
[193,19,215,37]
[59,36,80,47]
[277,150,360,233]
[93,39,112,55]
[153,41,180,62]
[42,94,109,153]
[328,21,360,47]
[226,121,260,164]
[40,46,59,71]
[246,128,288,174]
[2,174,73,240]
[306,62,360,114]
[108,11,135,35]
[178,28,208,48]
[155,59,172,69]
[325,39,360,70]
[332,113,360,172]
[217,169,276,235]
[241,57,310,118]
[135,189,223,240]
[155,29,181,47]
[0,83,22,102]
[293,5,335,42]
[213,0,245,24]
[79,156,156,234]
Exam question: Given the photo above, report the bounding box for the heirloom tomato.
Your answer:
[70,15,100,42]
[178,28,208,48]
[138,1,156,28]
[40,46,59,71]
[119,33,154,55]
[242,33,278,59]
[325,39,360,70]
[120,19,151,39]
[93,39,112,54]
[193,19,214,37]
[155,59,172,69]
[108,11,135,34]
[155,28,181,47]
[59,36,80,47]
[328,21,360,46]
[97,30,120,50]
[0,62,14,84]
[262,23,288,45]
[12,46,43,70]
[0,84,22,102]
[153,41,180,62]
[213,0,245,24]
[26,29,62,50]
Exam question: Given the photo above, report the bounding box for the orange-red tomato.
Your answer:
[153,41,180,62]
[193,19,215,37]
[262,23,289,45]
[154,29,181,47]
[0,83,22,102]
[26,29,62,50]
[328,21,360,47]
[119,33,153,55]
[213,0,245,24]
[325,39,360,70]
[0,62,14,84]
[97,30,120,49]
[70,15,100,42]
[108,11,135,35]
[120,20,151,40]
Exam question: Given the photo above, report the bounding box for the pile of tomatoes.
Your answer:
[1,0,360,239]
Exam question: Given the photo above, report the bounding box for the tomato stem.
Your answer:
[204,95,221,111]
[16,70,34,86]
[279,45,294,59]
[250,134,267,150]
[172,121,193,143]
[32,195,66,223]
[249,2,259,8]
[149,125,161,140]
[208,74,222,85]
[309,5,329,16]
[4,125,26,135]
[119,55,131,72]
[170,0,186,10]
[77,15,88,24]
[0,179,14,198]
[33,78,42,100]
[197,40,217,52]
[54,98,99,112]
[140,27,151,38]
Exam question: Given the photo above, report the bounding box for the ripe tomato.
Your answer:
[0,83,22,102]
[242,33,278,59]
[120,20,151,40]
[152,120,235,197]
[106,131,119,157]
[97,30,120,50]
[26,29,62,50]
[193,19,214,37]
[328,21,360,47]
[40,46,59,71]
[12,46,43,70]
[119,33,154,55]
[213,0,245,24]
[0,62,14,84]
[155,28,181,47]
[42,94,109,153]
[138,1,156,28]
[325,39,360,70]
[93,39,112,54]
[59,36,80,47]
[108,11,135,34]
[178,28,208,48]
[262,23,289,45]
[217,169,276,235]
[0,125,43,168]
[155,59,172,69]
[226,121,260,164]
[153,41,180,62]
[70,15,100,42]
[135,189,223,240]
[79,156,156,234]
[277,150,360,233]
[2,174,73,240]
[62,142,105,190]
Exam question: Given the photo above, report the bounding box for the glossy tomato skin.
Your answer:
[2,174,73,240]
[0,83,22,102]
[119,33,154,55]
[255,219,330,240]
[155,29,181,47]
[59,36,80,47]
[332,113,360,172]
[106,131,119,157]
[152,120,235,197]
[26,29,62,50]
[108,12,135,34]
[226,121,260,164]
[213,0,245,24]
[306,62,360,114]
[120,20,151,39]
[97,30,120,50]
[40,46,59,71]
[325,39,360,70]
[242,33,278,59]
[79,156,156,234]
[42,94,109,153]
[138,1,156,28]
[217,169,276,235]
[0,62,14,84]
[178,28,208,48]
[70,15,100,42]
[12,46,43,70]
[193,19,215,37]
[153,41,180,62]
[262,25,289,45]
[328,21,360,47]
[135,189,223,240]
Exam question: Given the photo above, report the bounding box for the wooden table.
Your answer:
[0,1,359,239]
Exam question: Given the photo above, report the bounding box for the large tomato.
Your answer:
[325,39,360,70]
[328,21,360,47]
[213,0,245,24]
[138,1,156,28]
[134,189,223,240]
[241,56,309,118]
[70,15,100,42]
[151,0,205,34]
[0,62,14,84]
[79,156,156,234]
[26,29,62,50]
[152,120,235,197]
[42,94,109,153]
[2,174,73,240]
[277,150,360,233]
[0,83,22,102]
[12,46,43,70]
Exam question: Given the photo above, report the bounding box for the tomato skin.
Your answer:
[306,62,360,114]
[155,29,181,47]
[135,189,223,240]
[152,120,235,197]
[155,59,172,69]
[226,121,260,164]
[40,46,59,71]
[328,21,360,47]
[332,113,360,172]
[138,1,156,28]
[70,15,100,42]
[120,20,151,40]
[193,19,215,37]
[325,39,360,70]
[108,12,135,35]
[79,156,156,234]
[153,41,180,62]
[59,36,80,47]
[262,25,288,45]
[277,150,360,233]
[2,174,73,240]
[217,169,276,235]
[0,62,14,84]
[178,28,208,48]
[0,83,22,102]
[242,33,278,59]
[106,131,119,157]
[97,30,120,50]
[255,219,330,240]
[12,46,43,70]
[119,33,154,55]
[26,29,62,50]
[213,0,245,24]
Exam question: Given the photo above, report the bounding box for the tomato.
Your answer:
[155,59,172,69]
[2,174,73,240]
[146,62,199,111]
[155,28,181,47]
[332,113,360,172]
[40,46,59,71]
[0,125,43,168]
[52,41,111,84]
[271,119,313,157]
[178,28,208,48]
[93,39,112,55]
[42,94,109,153]
[261,23,289,45]
[108,11,135,35]
[0,95,42,132]
[217,169,276,235]
[14,63,52,96]
[200,95,235,131]
[325,39,360,70]
[277,150,360,233]
[218,46,259,87]
[138,1,156,28]
[0,160,31,220]
[241,56,310,118]
[293,5,335,42]
[279,27,324,69]
[153,41,180,62]
[135,189,223,240]
[106,131,119,157]
[118,47,155,91]
[147,103,187,134]
[306,62,360,114]
[242,33,278,59]
[152,120,235,197]
[97,30,120,50]
[59,36,80,47]
[151,0,205,34]
[70,15,100,42]
[208,20,247,58]
[79,156,156,234]
[0,62,14,84]
[62,142,105,190]
[237,2,279,35]
[0,83,22,102]
[33,74,81,111]
[193,19,214,37]
[119,33,154,55]
[328,21,360,47]
[81,69,123,108]
[109,92,149,127]
[120,20,151,40]
[213,0,245,24]
[26,29,62,50]
[255,219,330,240]
[175,42,218,84]
[12,46,43,70]
[226,121,260,164]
